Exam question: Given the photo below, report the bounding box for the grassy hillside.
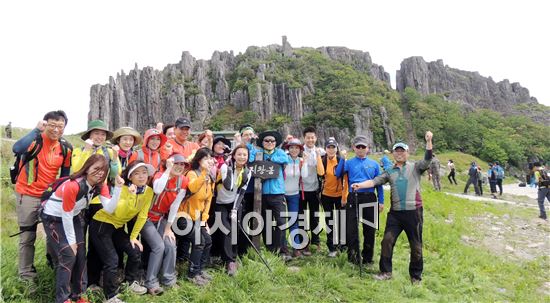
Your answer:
[1,184,548,302]
[1,136,548,302]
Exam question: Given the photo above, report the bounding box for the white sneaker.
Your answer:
[128,280,147,295]
[328,251,338,258]
[105,295,126,303]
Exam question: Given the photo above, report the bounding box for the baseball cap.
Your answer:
[392,142,409,151]
[352,135,368,147]
[175,117,191,128]
[325,138,338,148]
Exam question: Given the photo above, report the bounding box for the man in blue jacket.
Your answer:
[250,130,291,255]
[463,162,481,196]
[336,135,384,266]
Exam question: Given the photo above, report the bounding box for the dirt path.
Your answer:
[447,182,541,209]
[444,183,549,265]
[502,182,539,199]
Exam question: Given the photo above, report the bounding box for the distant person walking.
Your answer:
[463,162,480,195]
[488,163,498,199]
[534,162,550,220]
[494,161,505,196]
[380,150,393,172]
[447,160,457,185]
[429,154,441,191]
[5,121,12,138]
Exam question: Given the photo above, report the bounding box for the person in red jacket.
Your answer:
[141,154,189,295]
[41,155,115,303]
[12,110,72,283]
[161,117,200,160]
[129,128,169,172]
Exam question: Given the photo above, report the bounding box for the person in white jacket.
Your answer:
[283,138,309,258]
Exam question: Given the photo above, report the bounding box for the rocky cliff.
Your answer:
[88,37,398,150]
[396,56,549,125]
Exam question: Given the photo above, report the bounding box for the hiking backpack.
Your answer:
[10,134,72,184]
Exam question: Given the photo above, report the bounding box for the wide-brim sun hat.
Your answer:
[213,136,232,149]
[81,120,113,141]
[128,162,156,177]
[283,138,304,151]
[111,127,143,146]
[258,130,283,147]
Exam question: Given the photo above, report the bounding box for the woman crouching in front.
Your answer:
[89,160,155,303]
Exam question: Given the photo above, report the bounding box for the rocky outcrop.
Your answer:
[88,37,396,150]
[317,46,391,85]
[396,56,549,125]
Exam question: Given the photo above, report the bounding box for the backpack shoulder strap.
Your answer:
[101,146,111,163]
[137,149,144,161]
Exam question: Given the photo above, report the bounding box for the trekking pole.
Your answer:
[354,190,363,278]
[237,218,273,273]
[9,221,42,237]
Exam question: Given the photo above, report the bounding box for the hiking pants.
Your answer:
[42,214,87,303]
[432,173,441,191]
[215,203,238,263]
[380,208,423,280]
[14,193,41,280]
[141,219,177,289]
[345,192,377,264]
[300,191,321,246]
[448,170,457,185]
[538,187,550,219]
[497,179,503,195]
[320,195,344,252]
[464,178,480,195]
[262,194,286,253]
[89,219,142,299]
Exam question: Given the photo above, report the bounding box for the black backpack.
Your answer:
[10,134,72,184]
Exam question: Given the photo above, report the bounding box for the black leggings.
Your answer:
[448,169,457,185]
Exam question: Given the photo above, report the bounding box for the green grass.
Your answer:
[1,183,548,302]
[2,136,548,302]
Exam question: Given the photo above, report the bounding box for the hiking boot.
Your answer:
[105,295,126,303]
[188,275,209,287]
[200,271,213,281]
[373,272,392,281]
[227,262,238,276]
[115,268,125,284]
[21,278,38,295]
[127,281,147,295]
[147,286,164,296]
[292,249,302,258]
[411,277,422,285]
[302,247,312,256]
[539,215,548,220]
[327,251,338,258]
[281,253,292,262]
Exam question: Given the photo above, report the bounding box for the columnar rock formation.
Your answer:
[88,37,396,149]
[396,56,548,125]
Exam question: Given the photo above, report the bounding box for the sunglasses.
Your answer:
[263,139,276,143]
[355,145,367,149]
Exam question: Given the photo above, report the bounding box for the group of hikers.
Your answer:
[423,154,506,199]
[11,110,437,303]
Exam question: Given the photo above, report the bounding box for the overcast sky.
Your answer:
[1,0,548,134]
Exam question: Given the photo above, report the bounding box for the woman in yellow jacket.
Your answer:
[89,161,155,303]
[72,120,122,288]
[175,147,215,286]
